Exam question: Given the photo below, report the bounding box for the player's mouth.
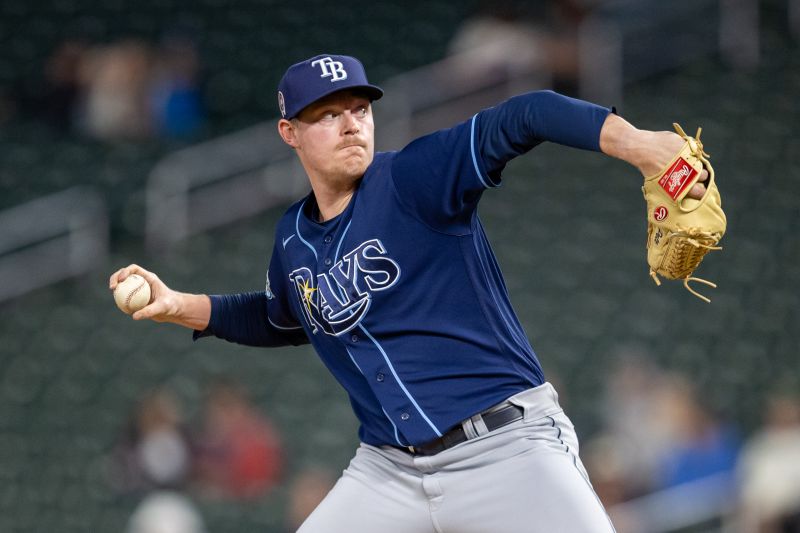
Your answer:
[338,143,366,151]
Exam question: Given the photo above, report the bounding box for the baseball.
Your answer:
[113,274,151,314]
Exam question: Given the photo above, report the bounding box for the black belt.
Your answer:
[397,401,524,456]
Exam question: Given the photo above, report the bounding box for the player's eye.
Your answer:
[354,105,368,118]
[319,111,337,121]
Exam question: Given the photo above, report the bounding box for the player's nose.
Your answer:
[341,111,360,135]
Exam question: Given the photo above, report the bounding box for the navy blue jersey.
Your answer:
[198,91,611,447]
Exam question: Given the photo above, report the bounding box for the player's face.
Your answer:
[288,91,375,188]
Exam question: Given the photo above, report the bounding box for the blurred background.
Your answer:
[0,0,798,532]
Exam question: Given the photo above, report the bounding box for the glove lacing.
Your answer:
[673,123,714,214]
[649,227,723,303]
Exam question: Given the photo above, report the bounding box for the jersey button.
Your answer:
[400,413,410,421]
[350,334,359,343]
[324,235,333,244]
[324,258,332,266]
[376,373,385,382]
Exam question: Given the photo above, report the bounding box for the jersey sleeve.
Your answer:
[476,90,611,181]
[193,243,308,347]
[390,90,611,233]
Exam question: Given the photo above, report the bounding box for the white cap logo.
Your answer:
[311,57,348,82]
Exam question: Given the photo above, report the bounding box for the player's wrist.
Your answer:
[599,113,642,166]
[633,130,687,177]
[626,129,659,175]
[598,114,684,177]
[165,292,211,330]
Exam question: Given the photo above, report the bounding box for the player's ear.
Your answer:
[278,119,299,148]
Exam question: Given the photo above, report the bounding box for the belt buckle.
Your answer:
[407,445,417,454]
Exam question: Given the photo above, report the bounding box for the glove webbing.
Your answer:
[649,228,722,303]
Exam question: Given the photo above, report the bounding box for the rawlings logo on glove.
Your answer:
[641,124,727,302]
[659,158,698,199]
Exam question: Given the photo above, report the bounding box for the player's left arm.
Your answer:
[475,90,609,184]
[475,91,707,199]
[598,113,708,198]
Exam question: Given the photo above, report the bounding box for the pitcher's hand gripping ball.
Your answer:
[642,124,727,302]
[113,274,151,314]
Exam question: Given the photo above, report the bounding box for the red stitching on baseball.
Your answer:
[125,279,146,312]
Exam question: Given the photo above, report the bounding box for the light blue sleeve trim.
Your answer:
[358,324,442,437]
[295,200,318,260]
[469,113,498,189]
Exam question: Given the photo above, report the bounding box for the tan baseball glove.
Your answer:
[642,124,726,302]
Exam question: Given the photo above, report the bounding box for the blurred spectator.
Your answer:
[582,434,643,533]
[284,466,336,532]
[15,35,204,140]
[109,387,192,493]
[593,347,741,493]
[446,0,589,94]
[126,490,206,533]
[652,374,741,490]
[587,353,742,531]
[149,33,205,139]
[40,40,87,131]
[76,40,155,140]
[193,378,283,500]
[591,345,679,497]
[738,391,800,532]
[9,40,86,131]
[582,433,629,499]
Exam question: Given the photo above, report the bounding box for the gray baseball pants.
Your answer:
[297,382,616,532]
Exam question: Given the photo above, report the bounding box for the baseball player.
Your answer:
[110,54,711,531]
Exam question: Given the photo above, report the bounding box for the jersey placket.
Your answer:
[324,216,442,446]
[344,326,443,445]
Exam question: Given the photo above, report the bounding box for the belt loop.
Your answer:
[461,417,479,439]
[471,413,489,436]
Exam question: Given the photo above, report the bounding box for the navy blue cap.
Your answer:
[277,54,383,119]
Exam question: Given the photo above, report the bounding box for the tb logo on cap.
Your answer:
[311,57,348,82]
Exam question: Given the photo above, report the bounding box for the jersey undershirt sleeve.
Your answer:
[193,292,308,347]
[391,90,611,233]
[193,243,309,347]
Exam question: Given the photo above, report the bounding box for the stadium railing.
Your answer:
[0,186,108,302]
[578,0,759,105]
[143,49,551,251]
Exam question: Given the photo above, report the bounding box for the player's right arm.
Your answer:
[109,264,211,329]
[108,263,308,347]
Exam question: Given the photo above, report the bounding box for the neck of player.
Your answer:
[309,177,357,222]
